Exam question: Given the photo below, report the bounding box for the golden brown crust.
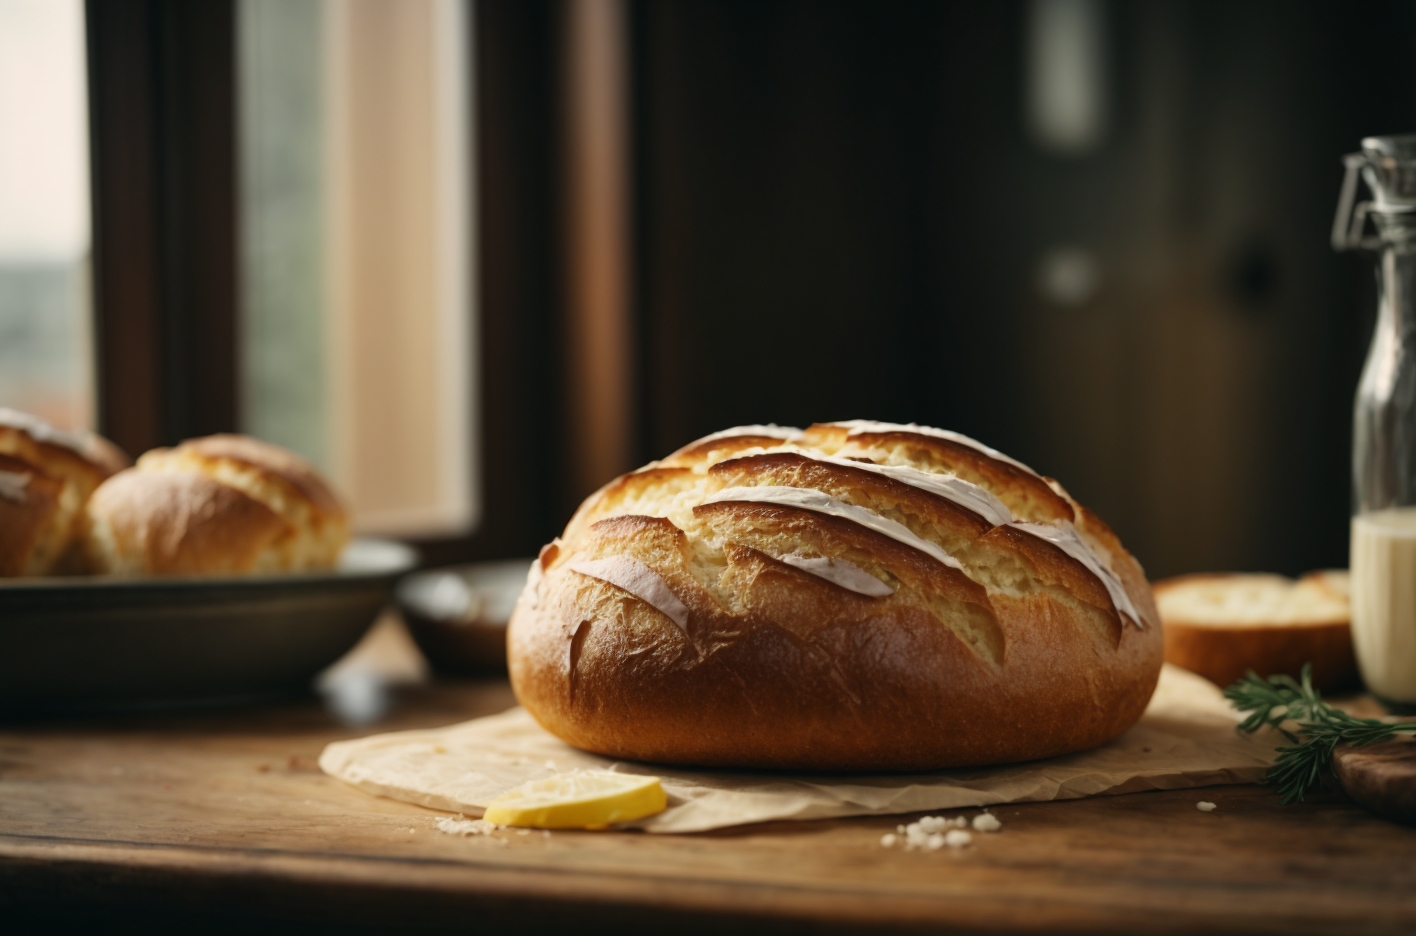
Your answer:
[85,433,350,576]
[563,466,697,543]
[708,452,1128,638]
[508,421,1163,771]
[0,453,64,576]
[1162,620,1356,691]
[170,434,343,518]
[0,409,129,577]
[663,432,807,468]
[0,408,130,477]
[800,424,1075,523]
[85,470,290,575]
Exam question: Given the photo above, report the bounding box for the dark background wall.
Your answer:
[605,0,1416,579]
[91,1,1416,576]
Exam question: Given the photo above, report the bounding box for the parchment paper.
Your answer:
[320,664,1277,833]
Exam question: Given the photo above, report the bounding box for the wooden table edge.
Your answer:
[0,827,1399,936]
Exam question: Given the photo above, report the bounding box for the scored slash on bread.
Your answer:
[508,422,1163,772]
[1154,571,1357,691]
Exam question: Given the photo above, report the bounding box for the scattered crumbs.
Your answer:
[972,812,1002,833]
[1197,801,1217,813]
[886,816,978,851]
[915,815,968,834]
[254,764,270,773]
[545,760,558,771]
[516,829,531,836]
[407,828,417,834]
[542,830,551,838]
[915,817,943,834]
[432,745,448,755]
[435,817,502,837]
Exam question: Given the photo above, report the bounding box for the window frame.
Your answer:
[84,0,568,563]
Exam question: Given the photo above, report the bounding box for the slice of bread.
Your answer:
[1154,571,1357,690]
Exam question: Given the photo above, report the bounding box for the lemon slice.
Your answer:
[482,770,667,829]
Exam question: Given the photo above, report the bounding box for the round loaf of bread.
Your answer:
[0,408,130,577]
[508,421,1163,771]
[1155,571,1356,691]
[85,434,350,576]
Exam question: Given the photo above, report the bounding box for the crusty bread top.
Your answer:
[86,433,350,576]
[0,407,130,478]
[0,451,65,576]
[1154,571,1350,629]
[1304,569,1350,603]
[0,410,128,576]
[548,421,1154,636]
[135,434,345,535]
[141,434,342,514]
[0,452,39,504]
[84,470,290,575]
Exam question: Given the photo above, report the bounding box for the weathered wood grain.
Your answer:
[1335,738,1416,825]
[3,676,1416,933]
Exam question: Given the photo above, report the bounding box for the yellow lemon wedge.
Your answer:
[482,770,667,830]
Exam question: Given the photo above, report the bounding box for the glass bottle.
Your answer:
[1337,134,1416,712]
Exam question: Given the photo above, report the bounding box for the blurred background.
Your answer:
[3,0,1414,580]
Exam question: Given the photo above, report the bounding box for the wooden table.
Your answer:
[3,621,1416,935]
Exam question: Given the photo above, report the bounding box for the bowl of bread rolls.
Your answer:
[509,421,1163,771]
[0,409,415,711]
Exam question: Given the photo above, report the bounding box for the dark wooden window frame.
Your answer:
[87,0,239,457]
[84,0,566,565]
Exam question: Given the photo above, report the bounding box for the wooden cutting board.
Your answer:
[1335,738,1416,824]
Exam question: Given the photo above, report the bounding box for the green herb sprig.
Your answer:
[1224,665,1416,804]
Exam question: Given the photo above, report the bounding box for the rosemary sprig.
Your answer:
[1224,664,1416,804]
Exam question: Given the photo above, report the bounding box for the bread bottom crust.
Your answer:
[509,577,1163,772]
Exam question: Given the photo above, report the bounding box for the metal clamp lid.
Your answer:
[1334,135,1416,252]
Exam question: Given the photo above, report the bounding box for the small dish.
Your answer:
[0,538,416,712]
[396,559,532,676]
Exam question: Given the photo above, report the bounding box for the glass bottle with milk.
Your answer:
[1338,135,1416,712]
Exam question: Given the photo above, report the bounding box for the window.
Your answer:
[0,0,93,430]
[239,0,477,537]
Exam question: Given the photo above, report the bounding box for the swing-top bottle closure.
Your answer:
[1339,133,1416,711]
[1333,135,1416,251]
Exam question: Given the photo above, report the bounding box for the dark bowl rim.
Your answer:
[393,558,532,622]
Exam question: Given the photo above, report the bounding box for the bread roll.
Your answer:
[508,422,1162,771]
[1155,571,1357,690]
[0,408,129,576]
[85,434,349,576]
